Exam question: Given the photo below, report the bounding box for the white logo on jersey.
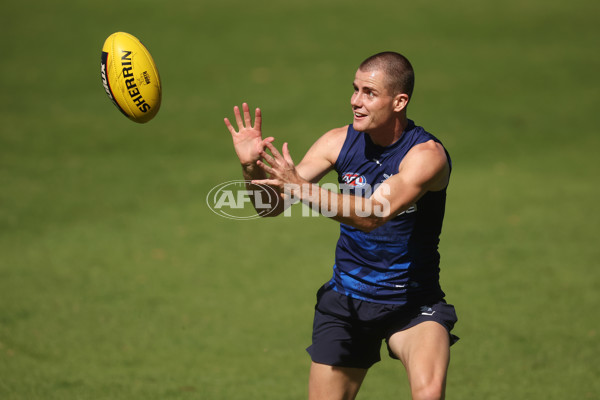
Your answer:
[420,307,436,316]
[396,204,417,217]
[341,172,367,187]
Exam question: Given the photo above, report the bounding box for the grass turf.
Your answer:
[1,0,599,398]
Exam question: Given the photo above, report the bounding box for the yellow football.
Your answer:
[100,32,161,123]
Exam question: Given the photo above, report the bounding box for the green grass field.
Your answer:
[1,0,599,398]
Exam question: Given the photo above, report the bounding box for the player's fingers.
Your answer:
[233,105,244,129]
[262,137,275,145]
[264,142,282,160]
[242,103,252,127]
[254,107,262,130]
[224,118,237,135]
[256,160,275,175]
[259,150,276,166]
[252,178,280,188]
[282,143,295,166]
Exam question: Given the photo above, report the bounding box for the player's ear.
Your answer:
[393,93,409,112]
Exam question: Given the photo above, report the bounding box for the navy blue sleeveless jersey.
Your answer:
[327,120,451,305]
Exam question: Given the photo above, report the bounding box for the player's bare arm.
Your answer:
[294,126,348,183]
[253,126,347,217]
[255,139,449,232]
[225,104,346,216]
[372,139,450,222]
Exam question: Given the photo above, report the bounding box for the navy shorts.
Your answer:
[306,286,459,369]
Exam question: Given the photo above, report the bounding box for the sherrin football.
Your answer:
[100,32,161,123]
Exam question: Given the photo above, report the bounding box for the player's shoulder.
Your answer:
[399,140,450,189]
[321,125,349,144]
[310,125,349,156]
[400,140,449,177]
[407,139,447,162]
[297,125,349,181]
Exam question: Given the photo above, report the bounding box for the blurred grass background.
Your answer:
[1,0,599,398]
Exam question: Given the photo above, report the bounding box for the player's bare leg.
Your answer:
[308,362,368,400]
[387,321,450,400]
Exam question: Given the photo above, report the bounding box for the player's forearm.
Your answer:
[241,163,285,216]
[289,183,390,232]
[241,161,267,181]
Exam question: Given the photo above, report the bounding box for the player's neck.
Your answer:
[366,115,408,147]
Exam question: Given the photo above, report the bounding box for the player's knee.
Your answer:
[411,380,445,400]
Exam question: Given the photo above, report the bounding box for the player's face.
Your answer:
[351,69,396,133]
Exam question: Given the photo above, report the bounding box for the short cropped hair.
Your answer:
[359,52,415,99]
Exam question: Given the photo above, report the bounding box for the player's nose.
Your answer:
[351,91,361,107]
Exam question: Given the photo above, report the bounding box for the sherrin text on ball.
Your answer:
[100,32,161,123]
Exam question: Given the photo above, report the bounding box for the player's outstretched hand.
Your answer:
[224,103,274,166]
[253,142,304,192]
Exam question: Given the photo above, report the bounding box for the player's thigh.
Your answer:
[309,362,368,400]
[387,321,450,384]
